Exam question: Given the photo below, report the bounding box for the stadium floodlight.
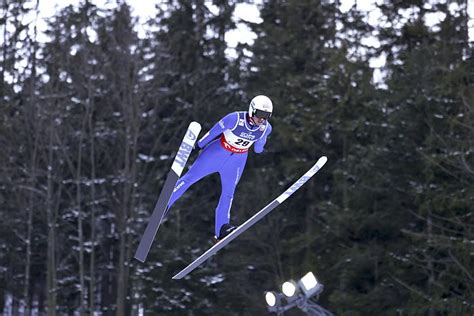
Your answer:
[264,271,332,315]
[298,272,323,298]
[281,280,298,298]
[265,291,278,307]
[265,291,283,313]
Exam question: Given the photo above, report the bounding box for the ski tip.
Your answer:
[189,121,202,131]
[133,255,146,263]
[317,156,328,168]
[172,274,182,280]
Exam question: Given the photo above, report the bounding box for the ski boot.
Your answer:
[213,223,236,243]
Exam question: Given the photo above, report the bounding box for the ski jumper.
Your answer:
[167,111,272,236]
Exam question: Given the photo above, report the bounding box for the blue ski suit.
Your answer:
[167,111,272,236]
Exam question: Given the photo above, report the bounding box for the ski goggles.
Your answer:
[253,109,272,120]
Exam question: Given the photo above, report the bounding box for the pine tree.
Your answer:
[133,1,240,314]
[375,0,473,314]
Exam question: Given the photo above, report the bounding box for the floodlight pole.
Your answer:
[297,299,334,316]
[277,297,333,316]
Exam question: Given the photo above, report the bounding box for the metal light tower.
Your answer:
[264,272,333,316]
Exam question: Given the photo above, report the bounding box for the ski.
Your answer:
[172,156,328,279]
[134,121,202,263]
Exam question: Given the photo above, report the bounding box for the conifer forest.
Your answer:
[0,0,473,315]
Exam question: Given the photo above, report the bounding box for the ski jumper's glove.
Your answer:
[253,124,272,154]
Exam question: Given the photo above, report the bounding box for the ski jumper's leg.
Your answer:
[215,152,248,236]
[166,141,220,209]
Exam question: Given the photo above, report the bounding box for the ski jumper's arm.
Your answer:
[253,123,272,154]
[197,112,239,149]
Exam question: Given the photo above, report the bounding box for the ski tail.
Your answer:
[134,121,202,263]
[172,156,328,279]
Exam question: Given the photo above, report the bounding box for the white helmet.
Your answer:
[248,95,273,119]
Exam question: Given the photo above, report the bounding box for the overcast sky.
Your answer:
[9,0,474,87]
[34,0,474,46]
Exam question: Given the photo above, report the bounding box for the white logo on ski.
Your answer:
[276,157,327,204]
[171,122,201,175]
